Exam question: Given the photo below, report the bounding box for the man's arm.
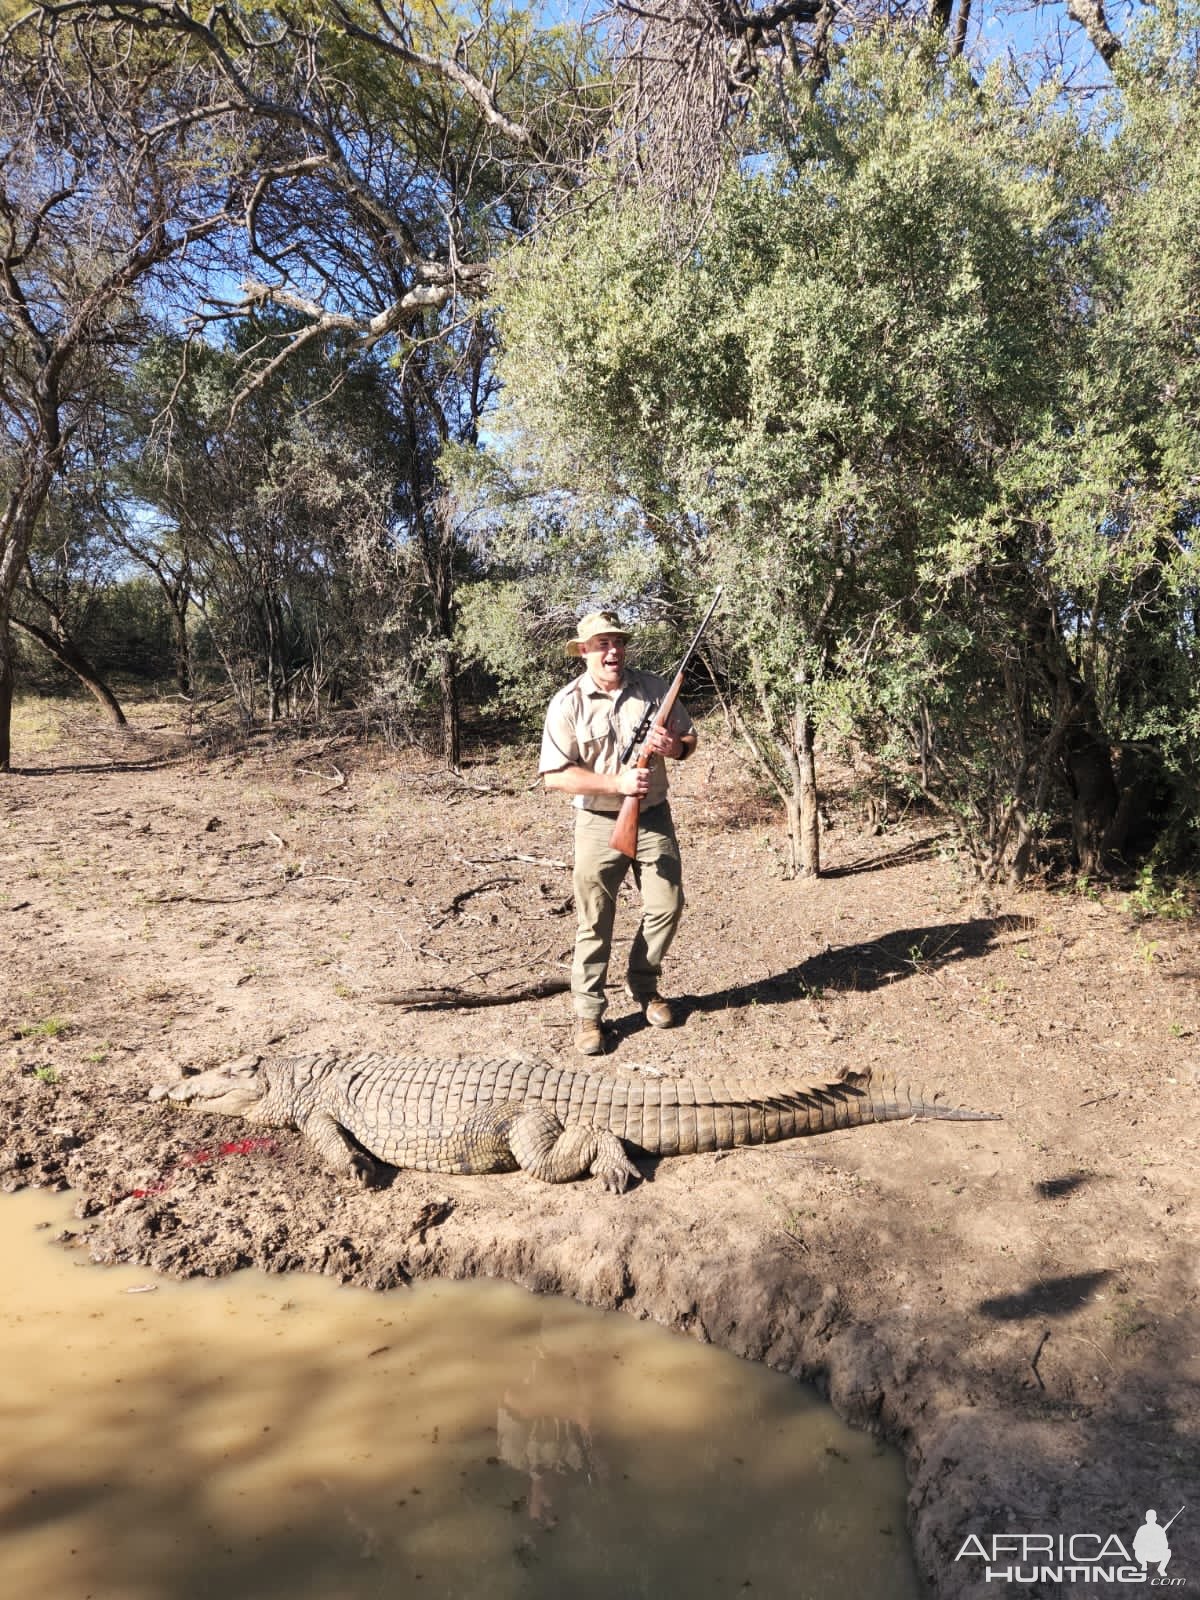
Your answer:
[539,678,695,797]
[542,730,694,796]
[543,764,649,798]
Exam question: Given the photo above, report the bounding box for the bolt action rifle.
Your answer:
[609,588,722,859]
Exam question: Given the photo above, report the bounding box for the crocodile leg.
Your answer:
[470,1103,641,1192]
[300,1109,382,1187]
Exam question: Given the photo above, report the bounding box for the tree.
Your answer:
[493,39,1084,876]
[893,2,1200,879]
[88,0,605,764]
[1039,2,1200,867]
[0,7,251,768]
[599,0,1131,207]
[118,325,402,724]
[3,1,607,766]
[13,464,130,725]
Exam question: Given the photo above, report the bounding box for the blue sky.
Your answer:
[533,0,1140,92]
[971,0,1139,87]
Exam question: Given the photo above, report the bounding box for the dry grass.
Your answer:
[10,692,70,754]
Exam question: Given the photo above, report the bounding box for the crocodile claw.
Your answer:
[593,1148,641,1193]
[350,1150,382,1188]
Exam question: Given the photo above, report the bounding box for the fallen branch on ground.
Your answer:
[296,764,346,793]
[433,876,518,921]
[374,977,570,1009]
[454,852,569,870]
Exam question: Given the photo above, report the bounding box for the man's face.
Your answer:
[582,633,627,691]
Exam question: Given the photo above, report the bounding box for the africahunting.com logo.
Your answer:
[956,1506,1186,1586]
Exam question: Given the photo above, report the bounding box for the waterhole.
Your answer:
[1,1190,921,1599]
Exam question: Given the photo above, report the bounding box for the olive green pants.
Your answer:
[571,802,684,1020]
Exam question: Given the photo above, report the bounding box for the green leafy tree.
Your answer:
[118,325,407,723]
[494,40,1088,876]
[1042,4,1200,866]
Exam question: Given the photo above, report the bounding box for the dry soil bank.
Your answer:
[1,699,1196,1597]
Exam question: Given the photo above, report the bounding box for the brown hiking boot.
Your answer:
[643,995,675,1029]
[625,985,676,1029]
[574,1020,605,1055]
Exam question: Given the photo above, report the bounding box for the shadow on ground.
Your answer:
[978,1270,1114,1321]
[820,837,947,878]
[697,915,1034,1010]
[602,915,1035,1046]
[13,756,182,778]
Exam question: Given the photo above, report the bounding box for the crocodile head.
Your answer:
[149,1054,266,1117]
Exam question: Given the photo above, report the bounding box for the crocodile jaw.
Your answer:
[149,1056,266,1117]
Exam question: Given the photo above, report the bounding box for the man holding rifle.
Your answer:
[539,609,698,1056]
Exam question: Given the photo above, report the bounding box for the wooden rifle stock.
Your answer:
[609,795,642,859]
[608,589,722,859]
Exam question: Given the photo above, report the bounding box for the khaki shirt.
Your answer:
[539,667,695,813]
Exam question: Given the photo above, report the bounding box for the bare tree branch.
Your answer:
[1064,0,1122,67]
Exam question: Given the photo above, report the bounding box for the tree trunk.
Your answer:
[794,703,821,878]
[950,0,972,58]
[1065,0,1123,68]
[928,0,954,32]
[439,642,461,770]
[260,592,283,723]
[161,575,192,696]
[1031,609,1119,876]
[11,615,128,727]
[805,0,835,84]
[173,605,192,696]
[1064,720,1119,876]
[0,591,15,772]
[1,458,61,772]
[424,499,461,771]
[778,725,820,879]
[783,792,802,878]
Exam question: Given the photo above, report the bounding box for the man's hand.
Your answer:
[616,766,651,797]
[643,726,687,760]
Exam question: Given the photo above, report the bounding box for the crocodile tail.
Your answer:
[706,1070,1001,1149]
[793,1070,1003,1132]
[615,1068,1000,1155]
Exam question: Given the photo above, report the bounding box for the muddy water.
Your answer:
[1,1192,921,1600]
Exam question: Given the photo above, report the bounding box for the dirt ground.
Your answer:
[1,695,1197,1598]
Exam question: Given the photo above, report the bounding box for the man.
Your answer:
[1132,1511,1173,1578]
[539,609,698,1055]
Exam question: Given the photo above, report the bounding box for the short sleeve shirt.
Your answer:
[539,667,696,813]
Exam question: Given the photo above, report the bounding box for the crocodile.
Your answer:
[150,1052,1000,1192]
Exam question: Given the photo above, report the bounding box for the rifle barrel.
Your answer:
[677,586,723,677]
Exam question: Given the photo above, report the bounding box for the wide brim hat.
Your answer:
[566,610,632,656]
